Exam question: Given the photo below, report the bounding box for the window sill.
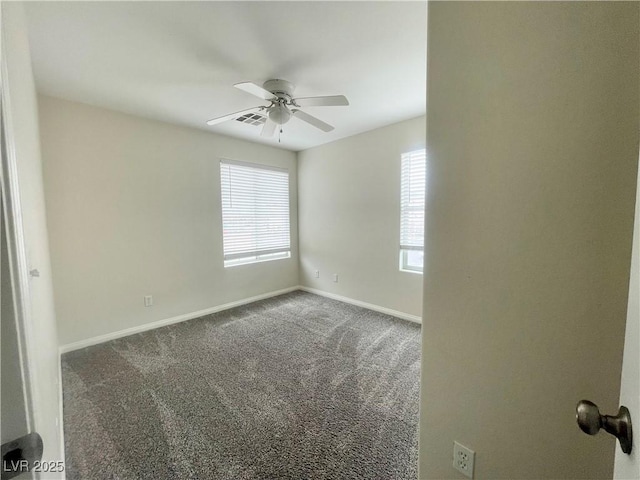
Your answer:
[399,267,423,275]
[224,252,291,268]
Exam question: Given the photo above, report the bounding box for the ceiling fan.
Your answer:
[206,79,349,137]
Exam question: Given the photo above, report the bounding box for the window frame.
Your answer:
[399,249,424,274]
[399,148,426,274]
[219,159,291,268]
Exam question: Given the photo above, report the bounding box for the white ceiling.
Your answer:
[25,1,426,152]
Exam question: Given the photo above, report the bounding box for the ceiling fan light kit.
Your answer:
[206,79,349,138]
[268,104,292,125]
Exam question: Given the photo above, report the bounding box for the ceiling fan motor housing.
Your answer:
[263,79,295,98]
[263,80,296,125]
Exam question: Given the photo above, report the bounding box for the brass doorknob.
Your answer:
[576,400,633,454]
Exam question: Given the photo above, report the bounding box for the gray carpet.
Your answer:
[62,291,421,479]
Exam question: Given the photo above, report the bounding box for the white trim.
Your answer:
[224,250,290,264]
[59,286,300,353]
[60,285,421,354]
[220,157,288,173]
[298,286,422,324]
[1,23,37,435]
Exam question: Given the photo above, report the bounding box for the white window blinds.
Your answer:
[220,160,291,264]
[400,148,426,256]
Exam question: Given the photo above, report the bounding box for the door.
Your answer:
[1,130,32,479]
[1,3,65,478]
[614,153,640,478]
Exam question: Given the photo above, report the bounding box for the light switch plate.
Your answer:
[144,295,153,307]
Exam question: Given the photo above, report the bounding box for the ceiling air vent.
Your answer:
[235,112,266,126]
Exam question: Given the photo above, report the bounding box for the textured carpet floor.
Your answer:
[62,291,421,479]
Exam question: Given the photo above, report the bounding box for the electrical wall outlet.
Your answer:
[453,441,475,478]
[332,273,338,283]
[144,295,153,307]
[314,270,320,278]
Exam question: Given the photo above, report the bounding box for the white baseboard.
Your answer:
[298,286,422,324]
[60,285,420,354]
[59,286,300,354]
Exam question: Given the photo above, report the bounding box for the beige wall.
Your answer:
[1,3,64,471]
[39,96,299,346]
[420,2,639,479]
[298,116,425,318]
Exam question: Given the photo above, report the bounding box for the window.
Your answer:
[400,148,426,273]
[220,160,291,267]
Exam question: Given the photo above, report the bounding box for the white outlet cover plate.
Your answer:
[453,441,475,478]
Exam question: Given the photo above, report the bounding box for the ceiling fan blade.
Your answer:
[206,106,263,126]
[292,109,334,132]
[234,82,277,101]
[293,95,349,107]
[261,118,277,137]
